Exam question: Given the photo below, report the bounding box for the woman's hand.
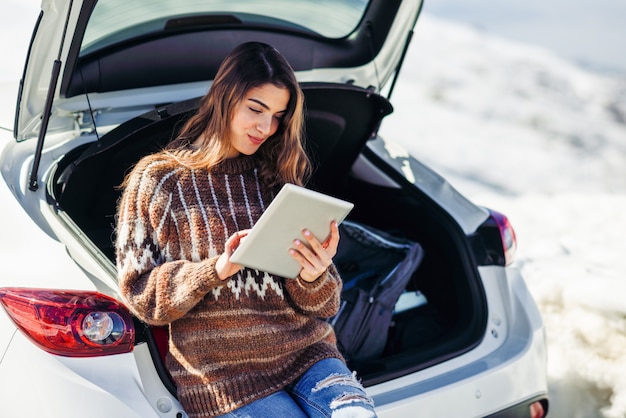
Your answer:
[215,229,251,280]
[289,221,340,282]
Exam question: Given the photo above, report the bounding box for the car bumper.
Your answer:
[0,266,546,418]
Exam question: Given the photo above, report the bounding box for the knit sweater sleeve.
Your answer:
[115,157,222,326]
[283,264,342,319]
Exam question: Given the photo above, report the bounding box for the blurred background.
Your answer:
[425,0,626,75]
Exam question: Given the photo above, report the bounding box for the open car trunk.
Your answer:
[52,82,486,389]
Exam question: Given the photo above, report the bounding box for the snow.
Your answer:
[2,1,626,417]
[379,15,626,418]
[424,0,626,75]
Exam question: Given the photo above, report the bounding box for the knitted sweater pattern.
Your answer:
[116,153,343,417]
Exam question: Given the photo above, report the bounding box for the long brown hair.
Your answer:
[166,42,310,187]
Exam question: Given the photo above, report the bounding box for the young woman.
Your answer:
[115,42,377,417]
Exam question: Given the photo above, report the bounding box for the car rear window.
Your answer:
[81,0,369,55]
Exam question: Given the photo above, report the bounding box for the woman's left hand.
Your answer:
[289,221,340,282]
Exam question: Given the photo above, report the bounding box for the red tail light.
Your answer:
[0,288,135,357]
[474,209,518,266]
[530,400,547,418]
[489,209,517,266]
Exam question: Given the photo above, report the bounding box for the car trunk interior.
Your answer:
[52,82,486,390]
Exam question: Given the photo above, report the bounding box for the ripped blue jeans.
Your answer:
[215,358,377,417]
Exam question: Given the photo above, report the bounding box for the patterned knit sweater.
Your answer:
[115,153,344,417]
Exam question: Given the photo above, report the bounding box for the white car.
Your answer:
[0,1,548,417]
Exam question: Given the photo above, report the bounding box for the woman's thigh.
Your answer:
[215,390,307,418]
[288,358,377,418]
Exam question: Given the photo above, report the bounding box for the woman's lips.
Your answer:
[248,135,264,145]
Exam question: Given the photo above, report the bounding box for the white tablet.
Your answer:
[230,183,354,279]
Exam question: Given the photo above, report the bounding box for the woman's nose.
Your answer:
[256,115,272,135]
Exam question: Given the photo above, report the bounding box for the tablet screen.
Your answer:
[230,183,354,278]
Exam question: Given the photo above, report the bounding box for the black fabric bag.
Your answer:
[330,221,424,362]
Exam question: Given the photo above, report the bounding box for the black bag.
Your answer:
[330,221,424,362]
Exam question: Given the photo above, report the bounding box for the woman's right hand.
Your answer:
[215,230,251,280]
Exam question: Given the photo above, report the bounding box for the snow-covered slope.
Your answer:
[383,15,626,196]
[381,15,626,418]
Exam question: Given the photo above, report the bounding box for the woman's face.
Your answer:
[227,83,290,158]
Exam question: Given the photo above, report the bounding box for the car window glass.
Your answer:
[81,0,369,55]
[14,10,44,139]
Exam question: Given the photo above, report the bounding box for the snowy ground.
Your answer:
[2,2,626,417]
[379,16,626,418]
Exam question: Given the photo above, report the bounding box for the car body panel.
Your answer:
[0,141,89,288]
[0,332,179,417]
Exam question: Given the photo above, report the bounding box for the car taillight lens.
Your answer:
[473,209,518,266]
[530,400,547,418]
[489,209,517,266]
[0,288,135,357]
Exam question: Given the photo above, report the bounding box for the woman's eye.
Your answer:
[249,107,261,114]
